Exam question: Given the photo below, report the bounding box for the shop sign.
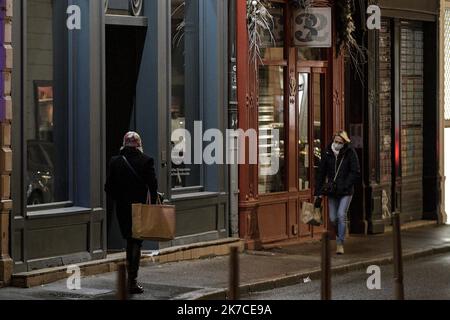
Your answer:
[293,7,332,48]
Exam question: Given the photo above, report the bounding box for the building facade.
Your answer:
[0,0,13,287]
[236,0,347,248]
[348,0,445,234]
[0,0,232,285]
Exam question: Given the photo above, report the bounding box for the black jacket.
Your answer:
[315,143,361,197]
[105,147,158,239]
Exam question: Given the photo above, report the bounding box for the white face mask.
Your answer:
[332,143,344,152]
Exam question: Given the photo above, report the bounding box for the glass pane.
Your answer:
[258,66,286,194]
[261,48,284,61]
[298,73,310,191]
[171,0,201,189]
[260,2,285,60]
[26,0,69,206]
[312,73,325,182]
[298,48,327,61]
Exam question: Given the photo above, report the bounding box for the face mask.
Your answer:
[333,143,344,152]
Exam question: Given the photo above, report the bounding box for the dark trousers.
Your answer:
[126,238,143,281]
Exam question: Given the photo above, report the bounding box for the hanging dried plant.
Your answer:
[172,1,185,48]
[336,0,367,82]
[247,0,276,67]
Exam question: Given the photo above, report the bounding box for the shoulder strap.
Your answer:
[122,156,154,204]
[333,155,345,182]
[122,156,148,188]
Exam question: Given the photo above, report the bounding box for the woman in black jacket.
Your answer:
[315,131,360,255]
[105,132,158,295]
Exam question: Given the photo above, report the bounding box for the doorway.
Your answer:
[297,56,331,238]
[105,25,146,251]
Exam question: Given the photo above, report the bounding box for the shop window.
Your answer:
[171,0,202,189]
[25,0,69,207]
[258,66,286,194]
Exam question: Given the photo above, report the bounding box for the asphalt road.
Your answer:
[246,253,450,300]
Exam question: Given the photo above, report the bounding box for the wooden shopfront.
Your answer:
[236,0,346,249]
[347,0,441,235]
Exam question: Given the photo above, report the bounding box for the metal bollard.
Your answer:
[229,246,240,300]
[321,231,331,300]
[392,213,405,300]
[117,263,128,300]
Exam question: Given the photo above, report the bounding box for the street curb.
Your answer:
[190,245,450,300]
[10,238,244,288]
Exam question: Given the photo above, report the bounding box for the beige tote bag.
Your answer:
[301,201,323,227]
[132,195,176,241]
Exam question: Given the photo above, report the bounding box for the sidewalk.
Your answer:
[0,224,449,300]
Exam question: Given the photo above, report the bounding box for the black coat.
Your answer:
[315,143,361,197]
[105,147,158,240]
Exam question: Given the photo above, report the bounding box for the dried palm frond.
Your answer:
[172,1,186,48]
[247,0,276,68]
[336,0,367,83]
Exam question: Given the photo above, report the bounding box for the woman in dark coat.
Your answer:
[315,131,361,255]
[105,132,158,294]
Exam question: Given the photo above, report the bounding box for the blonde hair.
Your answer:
[334,130,351,144]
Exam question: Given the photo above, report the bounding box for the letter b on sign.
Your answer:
[366,265,381,290]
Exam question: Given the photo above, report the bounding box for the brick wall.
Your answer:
[0,0,12,287]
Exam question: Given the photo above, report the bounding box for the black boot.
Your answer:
[126,240,144,295]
